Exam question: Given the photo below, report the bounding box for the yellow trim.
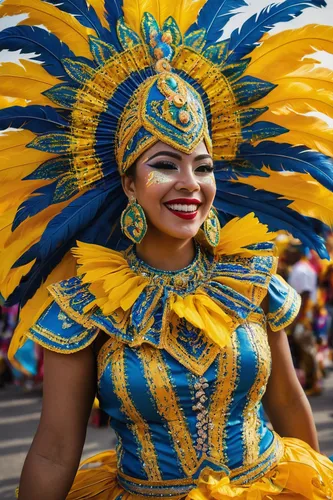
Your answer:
[208,334,238,463]
[111,346,162,481]
[241,322,271,466]
[138,345,199,476]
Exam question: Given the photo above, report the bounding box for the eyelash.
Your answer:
[148,161,214,173]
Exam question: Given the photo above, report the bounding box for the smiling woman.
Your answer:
[121,141,216,270]
[1,0,333,498]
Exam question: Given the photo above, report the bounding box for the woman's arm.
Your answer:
[262,326,319,451]
[19,345,96,500]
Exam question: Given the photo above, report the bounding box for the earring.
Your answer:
[203,207,221,247]
[121,198,147,244]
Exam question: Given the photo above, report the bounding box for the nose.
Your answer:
[175,166,200,193]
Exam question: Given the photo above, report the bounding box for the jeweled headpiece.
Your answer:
[1,0,333,364]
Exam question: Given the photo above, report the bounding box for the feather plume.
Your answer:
[8,251,76,366]
[0,130,56,182]
[235,167,333,228]
[263,110,333,158]
[123,0,206,35]
[247,25,333,80]
[87,0,110,29]
[214,180,328,258]
[214,212,276,256]
[0,26,75,81]
[227,0,326,64]
[0,105,68,134]
[0,260,36,300]
[0,200,73,285]
[237,141,333,192]
[0,0,95,59]
[0,61,61,106]
[187,0,247,44]
[0,97,27,109]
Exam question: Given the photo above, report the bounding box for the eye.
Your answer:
[148,161,178,170]
[196,164,214,173]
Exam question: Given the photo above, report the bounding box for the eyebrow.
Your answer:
[147,152,213,162]
[147,151,182,161]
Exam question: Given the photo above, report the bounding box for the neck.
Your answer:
[135,231,196,271]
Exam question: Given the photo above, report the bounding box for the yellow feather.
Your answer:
[87,0,110,29]
[0,0,94,59]
[263,112,333,158]
[0,61,61,106]
[123,0,206,35]
[236,168,333,228]
[253,65,333,113]
[214,213,276,256]
[8,251,77,369]
[247,25,333,81]
[0,130,56,182]
[0,198,76,284]
[0,180,51,213]
[0,260,36,300]
[0,96,27,108]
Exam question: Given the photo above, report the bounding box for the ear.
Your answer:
[121,174,136,200]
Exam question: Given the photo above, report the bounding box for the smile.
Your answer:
[164,199,201,220]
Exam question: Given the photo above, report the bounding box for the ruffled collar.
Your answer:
[48,214,277,374]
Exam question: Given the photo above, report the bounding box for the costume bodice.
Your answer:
[28,236,300,491]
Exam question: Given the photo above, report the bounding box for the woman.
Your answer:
[1,0,333,498]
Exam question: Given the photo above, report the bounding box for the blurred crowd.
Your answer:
[1,233,333,410]
[276,233,333,396]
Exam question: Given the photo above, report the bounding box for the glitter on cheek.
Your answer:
[200,174,216,186]
[146,171,172,187]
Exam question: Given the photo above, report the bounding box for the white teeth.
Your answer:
[165,203,198,213]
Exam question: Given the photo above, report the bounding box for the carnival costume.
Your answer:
[1,0,333,497]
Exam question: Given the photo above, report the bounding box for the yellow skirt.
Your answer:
[67,438,333,499]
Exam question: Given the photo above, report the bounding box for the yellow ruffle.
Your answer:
[170,291,234,349]
[188,438,333,500]
[67,439,333,499]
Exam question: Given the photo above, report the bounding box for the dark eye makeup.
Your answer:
[147,161,178,170]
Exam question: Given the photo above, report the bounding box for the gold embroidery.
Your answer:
[208,334,238,463]
[26,327,99,353]
[163,313,220,376]
[242,322,271,465]
[111,347,162,481]
[48,283,96,330]
[97,336,121,384]
[138,345,198,476]
[231,432,284,484]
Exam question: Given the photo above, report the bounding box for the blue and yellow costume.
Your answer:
[1,0,333,497]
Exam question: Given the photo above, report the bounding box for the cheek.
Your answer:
[146,171,171,187]
[200,175,216,203]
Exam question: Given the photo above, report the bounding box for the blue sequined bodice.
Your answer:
[28,242,299,488]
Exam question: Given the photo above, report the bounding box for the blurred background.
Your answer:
[1,0,333,499]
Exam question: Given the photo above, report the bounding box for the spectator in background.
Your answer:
[286,243,322,395]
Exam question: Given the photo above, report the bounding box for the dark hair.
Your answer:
[125,163,136,179]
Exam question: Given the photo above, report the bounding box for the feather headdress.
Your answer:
[0,0,333,365]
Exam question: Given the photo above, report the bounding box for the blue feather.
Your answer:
[232,76,276,106]
[0,26,74,80]
[10,186,126,306]
[239,141,333,191]
[12,182,57,231]
[227,0,327,63]
[214,180,328,258]
[0,105,68,133]
[242,121,288,142]
[186,0,247,44]
[43,0,105,37]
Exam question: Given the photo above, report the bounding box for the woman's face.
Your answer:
[122,141,216,241]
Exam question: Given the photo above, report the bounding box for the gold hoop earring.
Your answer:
[203,207,220,247]
[120,198,147,244]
